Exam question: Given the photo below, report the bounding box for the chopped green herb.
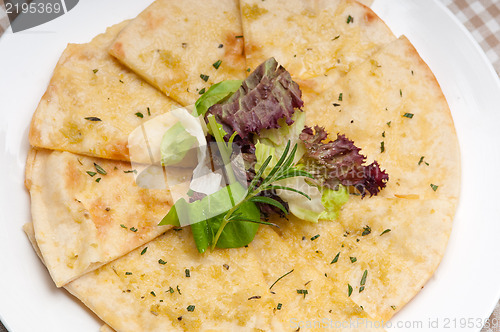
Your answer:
[430,184,439,191]
[400,89,403,97]
[346,15,354,24]
[348,284,353,297]
[387,121,391,127]
[185,269,191,277]
[129,227,138,232]
[332,35,340,40]
[86,171,97,177]
[168,287,174,294]
[403,113,414,118]
[198,88,206,95]
[124,170,137,174]
[187,305,195,312]
[235,35,243,38]
[310,234,320,241]
[418,156,425,165]
[200,74,209,82]
[150,291,156,297]
[277,303,282,310]
[177,285,182,295]
[380,229,391,236]
[270,269,294,290]
[141,247,148,255]
[246,68,251,72]
[223,264,229,270]
[338,93,343,101]
[119,79,124,83]
[147,107,151,116]
[94,163,107,175]
[120,224,127,229]
[332,103,341,107]
[135,112,144,118]
[360,270,368,286]
[84,116,101,121]
[362,225,371,236]
[350,257,357,263]
[331,252,340,264]
[125,272,132,275]
[95,177,101,183]
[248,295,261,300]
[92,69,98,74]
[296,289,308,298]
[382,131,385,138]
[158,259,167,265]
[218,44,223,48]
[212,60,222,69]
[391,305,396,310]
[359,286,365,293]
[380,141,385,153]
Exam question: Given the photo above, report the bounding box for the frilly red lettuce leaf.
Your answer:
[299,126,388,197]
[207,57,303,139]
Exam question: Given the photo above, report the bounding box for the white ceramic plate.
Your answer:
[1,0,499,331]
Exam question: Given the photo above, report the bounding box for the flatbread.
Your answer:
[26,148,171,287]
[274,196,456,321]
[248,227,385,331]
[302,36,460,200]
[240,0,395,81]
[64,229,274,332]
[28,21,180,162]
[109,0,247,106]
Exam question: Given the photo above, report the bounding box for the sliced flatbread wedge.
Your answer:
[28,21,180,162]
[109,0,247,106]
[240,0,395,81]
[274,196,456,321]
[248,227,385,331]
[25,148,171,287]
[303,36,460,200]
[63,229,273,332]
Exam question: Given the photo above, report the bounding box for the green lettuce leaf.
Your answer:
[160,122,197,166]
[193,80,243,117]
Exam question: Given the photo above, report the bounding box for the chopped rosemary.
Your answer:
[135,112,144,118]
[84,116,101,121]
[212,60,222,69]
[310,234,320,241]
[168,287,174,294]
[199,88,206,95]
[92,69,98,74]
[362,225,371,236]
[200,74,209,82]
[346,15,353,24]
[150,291,156,297]
[387,121,391,127]
[125,272,132,275]
[147,107,151,116]
[331,252,340,264]
[296,289,308,298]
[403,113,414,118]
[430,184,439,191]
[129,227,138,232]
[338,92,343,101]
[120,224,127,229]
[158,259,167,265]
[86,171,97,177]
[270,269,294,290]
[248,295,261,300]
[185,269,190,277]
[380,141,385,153]
[348,284,353,297]
[94,163,107,175]
[187,305,195,312]
[350,257,357,263]
[140,247,148,255]
[277,303,282,310]
[360,269,368,293]
[95,178,101,183]
[380,229,391,236]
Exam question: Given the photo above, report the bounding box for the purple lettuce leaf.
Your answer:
[300,126,388,197]
[207,57,303,140]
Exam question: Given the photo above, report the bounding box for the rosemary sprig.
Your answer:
[211,140,313,250]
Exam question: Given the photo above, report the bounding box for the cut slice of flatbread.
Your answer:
[303,36,460,200]
[240,0,395,81]
[109,0,247,106]
[248,227,385,331]
[275,196,456,321]
[25,148,172,287]
[28,21,180,162]
[63,229,274,332]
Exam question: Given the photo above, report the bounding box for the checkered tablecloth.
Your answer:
[0,1,499,332]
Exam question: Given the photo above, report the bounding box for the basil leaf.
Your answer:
[193,80,242,116]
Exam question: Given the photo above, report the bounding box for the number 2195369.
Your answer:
[5,2,62,15]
